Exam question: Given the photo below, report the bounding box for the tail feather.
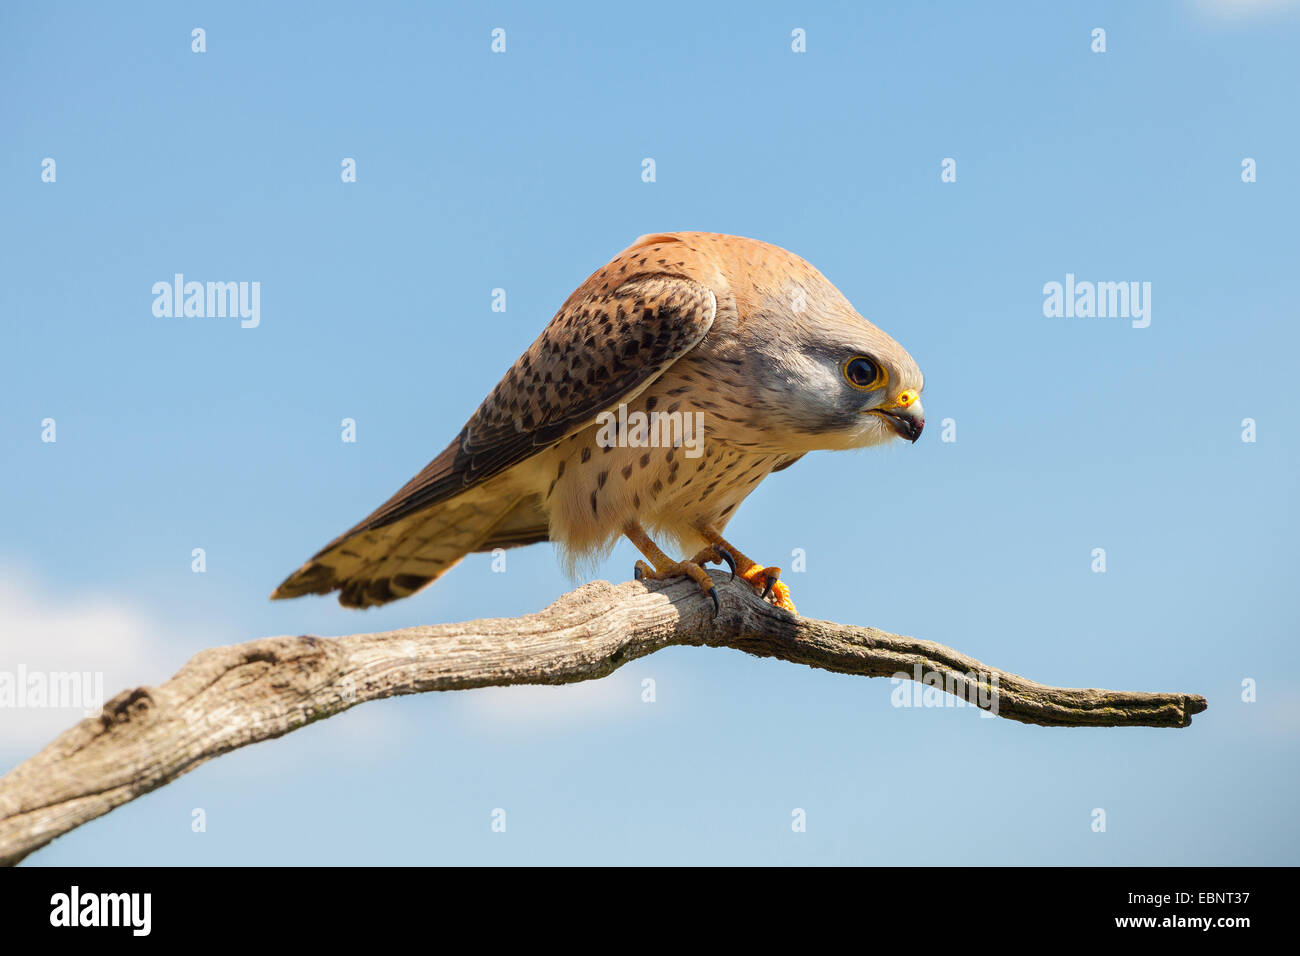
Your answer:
[271,478,531,608]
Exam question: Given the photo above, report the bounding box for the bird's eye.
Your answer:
[844,356,885,390]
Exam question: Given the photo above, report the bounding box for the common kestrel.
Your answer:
[272,232,924,614]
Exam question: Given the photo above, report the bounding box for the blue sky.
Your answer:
[2,0,1298,864]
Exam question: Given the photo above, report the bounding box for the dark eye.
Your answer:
[844,356,884,390]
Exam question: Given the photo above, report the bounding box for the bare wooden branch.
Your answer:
[0,574,1207,865]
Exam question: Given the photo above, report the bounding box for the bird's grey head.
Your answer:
[745,282,925,453]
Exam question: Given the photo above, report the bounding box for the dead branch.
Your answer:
[0,574,1207,865]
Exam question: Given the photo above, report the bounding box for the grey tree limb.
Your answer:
[0,574,1207,865]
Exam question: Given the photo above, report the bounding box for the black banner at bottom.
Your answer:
[0,865,1276,941]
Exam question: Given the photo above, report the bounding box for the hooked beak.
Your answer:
[870,393,924,443]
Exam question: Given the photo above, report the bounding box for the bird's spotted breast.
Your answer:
[532,357,786,560]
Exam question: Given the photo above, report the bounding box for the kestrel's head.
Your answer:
[737,257,925,453]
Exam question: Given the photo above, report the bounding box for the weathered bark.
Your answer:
[0,575,1207,865]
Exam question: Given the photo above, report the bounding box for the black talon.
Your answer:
[717,548,738,580]
[707,546,738,582]
[760,570,780,600]
[708,586,720,618]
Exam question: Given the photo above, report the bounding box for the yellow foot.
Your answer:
[634,558,721,616]
[736,564,797,613]
[696,527,798,614]
[687,543,737,578]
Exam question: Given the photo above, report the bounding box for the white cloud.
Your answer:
[0,572,175,756]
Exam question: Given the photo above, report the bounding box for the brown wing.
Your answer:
[271,273,717,606]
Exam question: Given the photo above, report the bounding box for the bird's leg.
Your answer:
[698,526,797,613]
[624,522,727,617]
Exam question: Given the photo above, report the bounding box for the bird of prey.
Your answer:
[272,232,924,614]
